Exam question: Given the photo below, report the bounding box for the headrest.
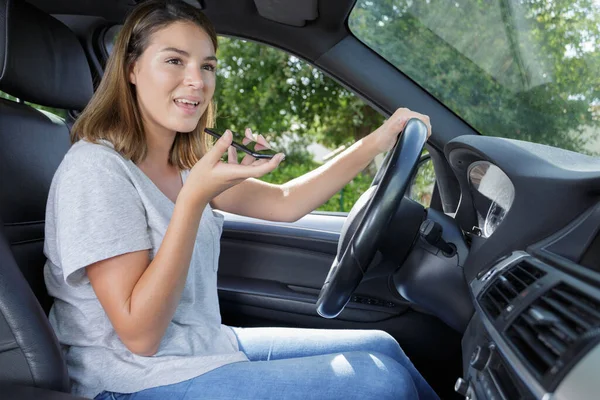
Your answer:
[0,0,93,110]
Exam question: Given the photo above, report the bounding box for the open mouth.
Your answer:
[174,98,200,111]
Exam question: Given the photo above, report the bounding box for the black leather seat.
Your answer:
[0,0,93,393]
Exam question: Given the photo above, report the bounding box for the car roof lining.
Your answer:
[27,0,354,63]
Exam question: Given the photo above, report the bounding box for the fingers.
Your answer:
[246,154,285,177]
[243,128,254,144]
[231,147,267,166]
[254,134,272,150]
[226,153,285,179]
[228,145,239,164]
[240,153,256,165]
[226,131,276,166]
[391,108,432,138]
[240,128,273,151]
[211,127,283,179]
[205,130,233,164]
[250,158,270,167]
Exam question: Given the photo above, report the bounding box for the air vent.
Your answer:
[480,261,546,319]
[506,283,600,389]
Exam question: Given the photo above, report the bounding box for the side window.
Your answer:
[409,150,436,208]
[99,31,437,213]
[215,37,389,212]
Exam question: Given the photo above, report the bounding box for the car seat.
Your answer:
[0,0,93,395]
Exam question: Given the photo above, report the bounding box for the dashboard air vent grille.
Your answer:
[506,283,600,388]
[480,261,546,319]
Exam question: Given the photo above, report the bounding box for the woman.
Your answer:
[43,1,437,399]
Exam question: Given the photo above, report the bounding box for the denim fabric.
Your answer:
[95,327,439,400]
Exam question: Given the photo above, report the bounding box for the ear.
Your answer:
[129,62,137,85]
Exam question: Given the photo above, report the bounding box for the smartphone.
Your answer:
[204,128,278,160]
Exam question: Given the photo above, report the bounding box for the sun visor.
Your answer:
[253,0,318,27]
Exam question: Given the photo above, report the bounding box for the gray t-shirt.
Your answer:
[43,139,248,399]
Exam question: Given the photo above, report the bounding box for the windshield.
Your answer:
[349,0,600,155]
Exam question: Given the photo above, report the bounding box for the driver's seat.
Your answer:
[0,0,93,393]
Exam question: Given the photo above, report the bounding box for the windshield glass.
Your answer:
[349,0,600,155]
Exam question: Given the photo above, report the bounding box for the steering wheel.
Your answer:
[316,118,429,318]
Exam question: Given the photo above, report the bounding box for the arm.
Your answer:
[211,134,380,222]
[86,132,282,356]
[212,108,432,222]
[87,193,207,356]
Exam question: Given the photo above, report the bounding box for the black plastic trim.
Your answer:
[0,384,88,400]
[218,275,404,323]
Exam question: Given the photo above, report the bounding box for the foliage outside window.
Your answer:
[214,37,388,212]
[349,0,600,155]
[410,152,435,208]
[101,29,436,212]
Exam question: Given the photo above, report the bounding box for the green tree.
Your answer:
[348,0,600,153]
[214,37,385,150]
[214,0,600,213]
[214,37,386,212]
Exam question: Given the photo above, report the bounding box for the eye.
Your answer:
[202,64,216,72]
[166,58,183,65]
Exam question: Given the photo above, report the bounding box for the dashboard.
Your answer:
[461,230,600,400]
[467,161,515,238]
[441,136,600,399]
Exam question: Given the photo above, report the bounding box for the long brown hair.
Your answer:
[71,0,218,170]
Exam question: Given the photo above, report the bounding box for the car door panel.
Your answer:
[216,213,411,327]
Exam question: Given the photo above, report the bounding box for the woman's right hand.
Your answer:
[181,130,285,205]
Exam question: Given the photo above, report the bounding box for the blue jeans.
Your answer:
[95,327,439,400]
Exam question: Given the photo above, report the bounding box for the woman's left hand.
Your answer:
[371,108,432,153]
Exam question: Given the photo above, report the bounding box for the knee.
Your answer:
[351,352,418,400]
[368,330,405,359]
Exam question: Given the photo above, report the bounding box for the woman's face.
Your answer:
[129,21,217,136]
